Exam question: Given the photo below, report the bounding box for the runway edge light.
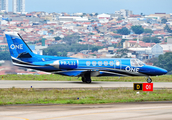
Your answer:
[133,83,143,91]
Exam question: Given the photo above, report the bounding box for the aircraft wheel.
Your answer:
[82,77,86,83]
[86,80,91,83]
[147,78,152,83]
[82,72,92,83]
[85,75,91,83]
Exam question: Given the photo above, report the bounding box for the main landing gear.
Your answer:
[82,72,91,83]
[147,77,152,83]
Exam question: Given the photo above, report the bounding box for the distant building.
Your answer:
[97,13,110,23]
[13,0,25,13]
[128,44,163,60]
[0,0,8,12]
[29,45,47,55]
[160,44,172,52]
[0,43,8,51]
[167,38,172,44]
[147,13,171,19]
[123,40,155,49]
[115,9,132,18]
[58,16,89,23]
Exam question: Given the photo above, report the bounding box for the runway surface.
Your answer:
[0,80,172,89]
[0,102,172,120]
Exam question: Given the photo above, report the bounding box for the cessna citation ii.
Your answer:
[5,32,167,83]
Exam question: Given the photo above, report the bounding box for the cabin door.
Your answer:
[114,60,121,70]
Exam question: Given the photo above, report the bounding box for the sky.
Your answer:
[8,0,172,15]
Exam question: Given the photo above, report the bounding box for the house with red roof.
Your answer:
[123,40,156,48]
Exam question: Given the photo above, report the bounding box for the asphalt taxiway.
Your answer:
[0,102,172,120]
[0,80,172,89]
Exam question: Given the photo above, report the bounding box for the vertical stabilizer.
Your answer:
[5,32,34,61]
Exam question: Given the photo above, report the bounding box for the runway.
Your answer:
[0,80,172,89]
[0,102,172,120]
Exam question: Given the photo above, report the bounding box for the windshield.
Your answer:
[130,59,145,67]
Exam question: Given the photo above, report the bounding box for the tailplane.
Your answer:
[5,32,34,62]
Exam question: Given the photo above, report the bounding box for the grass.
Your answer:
[0,88,172,105]
[0,74,172,82]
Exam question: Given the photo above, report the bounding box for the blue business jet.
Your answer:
[5,32,167,83]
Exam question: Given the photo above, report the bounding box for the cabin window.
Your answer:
[104,61,108,66]
[98,61,102,66]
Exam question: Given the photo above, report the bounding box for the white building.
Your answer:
[115,9,132,18]
[58,16,89,23]
[0,0,8,12]
[13,0,25,13]
[160,44,172,52]
[128,44,163,60]
[97,13,111,23]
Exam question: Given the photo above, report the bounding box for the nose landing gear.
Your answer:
[147,77,152,83]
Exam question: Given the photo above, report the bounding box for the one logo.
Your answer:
[10,44,23,50]
[125,66,139,73]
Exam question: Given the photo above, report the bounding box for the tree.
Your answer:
[131,25,144,43]
[83,13,87,16]
[89,13,93,16]
[142,37,160,43]
[50,30,54,34]
[113,35,122,38]
[91,47,99,52]
[164,24,172,33]
[43,43,103,57]
[88,33,95,36]
[161,18,167,24]
[154,52,172,72]
[0,51,11,60]
[119,39,127,48]
[63,34,80,45]
[54,36,61,41]
[144,29,153,34]
[131,25,144,34]
[95,13,98,16]
[94,26,100,33]
[91,20,94,22]
[117,27,130,35]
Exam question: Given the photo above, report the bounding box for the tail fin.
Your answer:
[5,32,34,61]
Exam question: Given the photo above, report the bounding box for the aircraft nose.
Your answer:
[156,68,167,75]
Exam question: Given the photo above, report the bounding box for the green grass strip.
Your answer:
[0,74,172,82]
[0,88,172,105]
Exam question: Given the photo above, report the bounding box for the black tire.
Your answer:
[86,80,91,83]
[147,78,152,83]
[82,77,86,83]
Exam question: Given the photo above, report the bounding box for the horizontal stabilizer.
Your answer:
[17,52,32,58]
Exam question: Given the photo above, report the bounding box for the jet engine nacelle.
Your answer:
[51,60,78,70]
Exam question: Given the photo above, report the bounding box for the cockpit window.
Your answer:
[130,59,145,67]
[136,59,145,66]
